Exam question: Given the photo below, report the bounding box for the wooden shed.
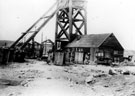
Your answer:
[42,39,54,57]
[41,39,54,61]
[66,33,124,65]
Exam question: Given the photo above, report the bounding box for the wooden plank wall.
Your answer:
[54,52,64,65]
[0,48,3,64]
[75,52,84,64]
[65,52,70,64]
[90,48,98,62]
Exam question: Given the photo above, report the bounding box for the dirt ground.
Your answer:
[0,60,135,96]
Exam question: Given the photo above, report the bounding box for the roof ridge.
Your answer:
[86,33,112,36]
[98,33,113,47]
[66,33,114,48]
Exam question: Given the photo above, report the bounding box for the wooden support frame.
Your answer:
[10,2,58,49]
[55,2,87,51]
[57,21,70,40]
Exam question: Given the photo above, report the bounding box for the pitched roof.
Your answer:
[66,33,115,48]
[42,39,54,45]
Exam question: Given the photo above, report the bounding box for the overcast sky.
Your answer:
[0,0,135,50]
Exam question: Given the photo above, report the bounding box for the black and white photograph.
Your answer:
[0,0,135,96]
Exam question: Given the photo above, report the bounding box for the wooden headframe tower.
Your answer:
[55,0,87,50]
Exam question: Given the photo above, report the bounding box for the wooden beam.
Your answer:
[73,22,82,35]
[57,21,70,40]
[58,26,69,38]
[73,19,84,22]
[69,0,73,41]
[10,2,58,49]
[55,12,59,51]
[20,9,57,49]
[84,9,87,35]
[78,11,85,20]
[58,17,68,20]
[79,21,85,29]
[57,22,69,38]
[58,10,68,20]
[56,38,69,41]
[61,9,68,17]
[72,9,81,19]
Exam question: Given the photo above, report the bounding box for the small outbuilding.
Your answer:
[41,39,54,61]
[65,33,124,65]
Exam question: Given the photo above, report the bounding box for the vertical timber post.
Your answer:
[54,0,87,65]
[69,0,73,41]
[84,8,87,35]
[32,38,35,58]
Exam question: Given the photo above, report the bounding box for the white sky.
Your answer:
[0,0,135,50]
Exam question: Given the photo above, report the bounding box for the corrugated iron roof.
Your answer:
[66,33,113,48]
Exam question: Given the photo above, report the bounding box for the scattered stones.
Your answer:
[131,72,135,75]
[18,76,21,78]
[109,69,117,75]
[75,82,79,84]
[87,79,96,85]
[104,85,109,88]
[114,69,123,74]
[21,81,29,87]
[70,85,73,87]
[8,92,21,96]
[85,76,93,82]
[64,69,69,72]
[21,83,28,87]
[49,69,52,71]
[85,76,96,85]
[28,76,35,79]
[81,72,90,77]
[0,79,21,86]
[8,93,14,96]
[2,60,135,96]
[93,74,107,78]
[46,77,52,79]
[20,70,23,72]
[123,71,130,75]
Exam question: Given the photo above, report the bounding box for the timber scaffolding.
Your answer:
[54,0,87,65]
[0,0,87,64]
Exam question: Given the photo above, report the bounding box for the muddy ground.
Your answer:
[0,60,135,96]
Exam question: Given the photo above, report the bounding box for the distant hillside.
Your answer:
[0,40,14,47]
